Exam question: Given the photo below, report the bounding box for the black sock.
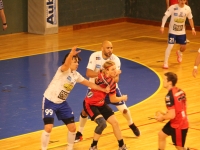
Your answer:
[129,123,137,129]
[91,140,98,147]
[118,139,124,147]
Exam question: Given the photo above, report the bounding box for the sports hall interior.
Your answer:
[0,0,200,150]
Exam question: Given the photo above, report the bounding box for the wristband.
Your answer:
[3,23,7,25]
[194,66,198,69]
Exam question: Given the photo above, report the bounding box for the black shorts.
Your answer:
[83,101,114,121]
[162,121,188,147]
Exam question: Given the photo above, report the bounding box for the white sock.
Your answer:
[116,104,133,125]
[41,130,50,150]
[67,131,76,150]
[78,115,88,133]
[164,44,174,65]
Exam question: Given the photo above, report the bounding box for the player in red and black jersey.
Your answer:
[156,72,189,150]
[84,60,128,150]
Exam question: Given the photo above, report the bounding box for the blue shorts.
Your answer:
[87,88,125,106]
[42,98,74,120]
[168,33,186,45]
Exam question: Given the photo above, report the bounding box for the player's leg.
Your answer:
[163,33,175,69]
[84,101,107,150]
[75,109,88,142]
[107,87,140,136]
[176,34,186,63]
[158,121,170,150]
[41,98,56,150]
[75,90,90,142]
[172,128,189,150]
[103,104,127,150]
[58,101,76,150]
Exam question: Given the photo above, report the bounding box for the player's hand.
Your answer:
[122,95,128,101]
[160,27,164,34]
[192,29,196,36]
[70,46,81,56]
[104,85,110,93]
[192,68,198,77]
[3,24,7,30]
[155,111,165,122]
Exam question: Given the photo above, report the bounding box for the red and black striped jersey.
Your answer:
[169,0,178,6]
[165,87,188,129]
[85,72,116,106]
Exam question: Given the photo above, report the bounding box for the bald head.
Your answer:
[101,41,113,59]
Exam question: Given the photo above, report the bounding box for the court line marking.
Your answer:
[46,111,200,149]
[1,36,199,148]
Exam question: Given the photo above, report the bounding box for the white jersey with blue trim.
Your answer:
[0,0,4,10]
[87,51,121,88]
[165,4,193,35]
[44,66,85,104]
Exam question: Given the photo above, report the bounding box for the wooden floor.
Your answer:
[0,22,200,150]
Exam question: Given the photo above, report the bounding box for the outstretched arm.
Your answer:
[61,46,81,72]
[80,79,110,93]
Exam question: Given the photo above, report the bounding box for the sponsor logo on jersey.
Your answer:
[96,64,101,68]
[67,76,72,81]
[179,12,185,17]
[174,7,178,10]
[174,18,185,23]
[165,96,170,101]
[87,91,93,98]
[96,57,101,60]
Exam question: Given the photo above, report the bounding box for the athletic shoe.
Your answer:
[163,64,168,69]
[74,131,83,143]
[186,39,190,43]
[129,124,140,137]
[176,50,182,63]
[89,146,98,150]
[118,144,128,150]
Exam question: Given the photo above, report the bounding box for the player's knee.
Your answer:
[44,124,53,133]
[123,109,128,114]
[94,117,107,134]
[81,110,88,118]
[62,117,75,125]
[180,45,186,52]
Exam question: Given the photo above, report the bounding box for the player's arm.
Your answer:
[188,18,196,35]
[162,109,175,120]
[86,68,99,78]
[61,46,81,72]
[193,49,200,77]
[114,57,121,83]
[109,93,127,103]
[0,0,7,30]
[165,0,169,9]
[80,79,109,93]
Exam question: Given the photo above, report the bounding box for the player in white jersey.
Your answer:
[41,46,109,150]
[0,0,7,30]
[160,0,196,69]
[75,41,140,143]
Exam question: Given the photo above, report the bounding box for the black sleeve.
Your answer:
[165,90,175,107]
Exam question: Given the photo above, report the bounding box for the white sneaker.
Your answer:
[176,50,182,63]
[186,39,190,43]
[118,144,128,150]
[89,146,98,150]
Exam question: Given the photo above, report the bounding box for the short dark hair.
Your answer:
[164,72,178,86]
[62,53,81,64]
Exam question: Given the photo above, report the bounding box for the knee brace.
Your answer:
[94,117,107,134]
